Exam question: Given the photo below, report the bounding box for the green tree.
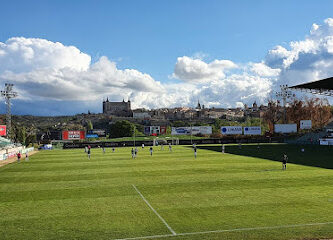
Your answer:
[87,120,93,130]
[172,121,186,127]
[16,126,27,145]
[134,123,144,135]
[26,134,37,146]
[166,126,172,135]
[109,120,135,138]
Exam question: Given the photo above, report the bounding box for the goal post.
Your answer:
[153,137,179,146]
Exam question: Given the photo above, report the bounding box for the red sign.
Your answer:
[160,126,167,135]
[62,131,85,140]
[0,125,6,136]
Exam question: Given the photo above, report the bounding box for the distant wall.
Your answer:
[0,146,34,161]
[63,137,283,149]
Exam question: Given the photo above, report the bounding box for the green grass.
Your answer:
[0,144,333,240]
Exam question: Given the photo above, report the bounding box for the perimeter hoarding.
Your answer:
[171,127,191,135]
[171,126,212,135]
[144,126,167,135]
[221,126,242,135]
[87,129,106,137]
[160,126,167,135]
[144,126,151,135]
[62,131,85,140]
[86,134,99,138]
[0,125,6,136]
[274,124,297,133]
[244,126,261,135]
[300,120,312,129]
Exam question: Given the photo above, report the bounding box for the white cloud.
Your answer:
[0,37,91,72]
[132,73,272,110]
[170,18,333,109]
[172,56,238,83]
[0,38,164,103]
[2,17,333,115]
[265,17,333,88]
[250,62,281,77]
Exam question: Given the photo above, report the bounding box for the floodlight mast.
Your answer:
[0,83,18,139]
[275,84,295,124]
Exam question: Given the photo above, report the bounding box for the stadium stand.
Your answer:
[287,120,333,144]
[289,76,333,96]
[0,136,17,148]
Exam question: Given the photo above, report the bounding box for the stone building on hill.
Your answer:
[103,98,132,117]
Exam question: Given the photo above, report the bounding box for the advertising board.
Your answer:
[244,126,262,135]
[171,126,212,135]
[144,126,167,135]
[171,127,191,135]
[86,134,99,138]
[150,126,160,135]
[160,126,167,135]
[319,139,333,145]
[0,125,6,136]
[300,120,312,129]
[0,154,7,161]
[144,126,151,135]
[87,129,106,137]
[221,126,242,135]
[274,124,297,133]
[62,131,85,140]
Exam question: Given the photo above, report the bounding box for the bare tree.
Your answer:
[286,97,332,129]
[263,100,283,133]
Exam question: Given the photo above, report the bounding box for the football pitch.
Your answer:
[0,144,333,240]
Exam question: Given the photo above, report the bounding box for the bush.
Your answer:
[109,120,135,138]
[211,133,222,138]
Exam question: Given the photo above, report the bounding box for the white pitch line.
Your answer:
[132,185,176,236]
[114,233,173,240]
[115,221,333,240]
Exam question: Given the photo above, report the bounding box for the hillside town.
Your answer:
[104,98,265,121]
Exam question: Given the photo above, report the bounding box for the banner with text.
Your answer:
[0,125,6,136]
[221,126,242,135]
[274,124,297,133]
[87,129,106,137]
[171,126,212,135]
[300,120,312,129]
[244,126,261,135]
[62,131,85,140]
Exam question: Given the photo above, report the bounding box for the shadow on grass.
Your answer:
[197,144,333,170]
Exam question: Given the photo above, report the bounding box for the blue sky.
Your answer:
[1,0,333,115]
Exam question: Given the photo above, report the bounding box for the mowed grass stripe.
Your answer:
[0,167,330,191]
[0,158,313,176]
[0,160,283,171]
[3,179,331,202]
[0,168,328,192]
[1,166,330,190]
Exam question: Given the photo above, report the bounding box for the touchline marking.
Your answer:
[132,185,176,236]
[114,221,333,240]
